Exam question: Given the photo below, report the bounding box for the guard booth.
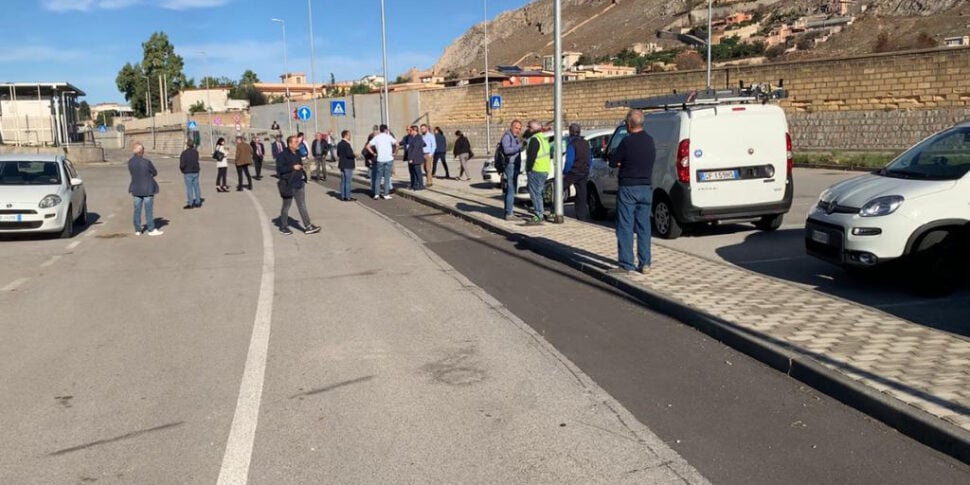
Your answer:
[0,82,86,146]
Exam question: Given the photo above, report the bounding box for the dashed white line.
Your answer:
[216,189,276,485]
[1,278,28,292]
[40,255,62,268]
[65,241,81,250]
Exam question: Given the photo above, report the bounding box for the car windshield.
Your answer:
[0,161,63,185]
[880,127,970,181]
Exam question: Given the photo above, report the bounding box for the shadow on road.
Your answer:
[716,228,969,336]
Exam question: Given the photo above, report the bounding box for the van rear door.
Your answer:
[687,105,789,209]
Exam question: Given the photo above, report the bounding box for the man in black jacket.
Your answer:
[179,140,202,209]
[128,142,163,236]
[277,135,321,235]
[609,109,656,274]
[312,132,329,181]
[563,123,590,221]
[337,130,356,201]
[250,135,265,180]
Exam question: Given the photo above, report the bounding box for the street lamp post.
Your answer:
[272,18,293,135]
[306,0,319,136]
[706,0,712,88]
[198,51,215,152]
[143,72,156,149]
[552,0,564,222]
[378,0,390,127]
[484,0,491,156]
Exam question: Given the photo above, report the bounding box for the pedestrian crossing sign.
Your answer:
[490,95,502,110]
[331,100,346,116]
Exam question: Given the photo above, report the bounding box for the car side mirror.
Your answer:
[70,177,83,187]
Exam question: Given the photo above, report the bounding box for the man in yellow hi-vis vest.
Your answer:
[524,120,550,225]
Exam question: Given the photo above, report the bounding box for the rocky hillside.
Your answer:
[431,0,967,76]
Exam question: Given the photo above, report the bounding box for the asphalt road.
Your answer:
[453,159,968,336]
[326,175,969,484]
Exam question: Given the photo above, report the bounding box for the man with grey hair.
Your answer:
[523,119,550,225]
[609,109,655,273]
[127,142,163,236]
[499,119,523,220]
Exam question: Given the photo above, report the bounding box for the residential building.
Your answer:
[944,36,969,47]
[767,23,794,47]
[725,12,753,25]
[542,51,582,71]
[171,88,231,113]
[565,64,638,81]
[632,42,664,55]
[0,82,85,146]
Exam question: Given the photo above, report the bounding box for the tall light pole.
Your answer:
[142,72,156,149]
[552,0,564,222]
[198,51,215,151]
[484,0,491,156]
[306,0,319,136]
[706,0,712,88]
[378,0,390,127]
[272,18,293,134]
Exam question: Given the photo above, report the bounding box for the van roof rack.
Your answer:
[605,80,787,111]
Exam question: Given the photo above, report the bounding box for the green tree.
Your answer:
[115,32,188,117]
[349,83,372,95]
[78,101,91,121]
[199,76,235,88]
[188,100,207,114]
[239,70,260,86]
[95,111,113,127]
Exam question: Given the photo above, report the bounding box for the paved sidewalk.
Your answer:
[340,165,970,461]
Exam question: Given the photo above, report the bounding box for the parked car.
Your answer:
[588,103,793,238]
[0,154,87,238]
[482,129,613,206]
[805,121,970,292]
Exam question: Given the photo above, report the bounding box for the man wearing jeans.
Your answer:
[178,140,202,209]
[524,120,550,226]
[500,120,523,220]
[366,124,398,199]
[127,142,163,236]
[277,135,321,235]
[609,109,656,274]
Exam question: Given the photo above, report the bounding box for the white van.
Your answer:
[588,96,793,239]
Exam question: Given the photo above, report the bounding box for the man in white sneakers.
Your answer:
[365,124,398,199]
[127,142,163,236]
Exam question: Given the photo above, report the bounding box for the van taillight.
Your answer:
[677,139,690,184]
[785,133,793,177]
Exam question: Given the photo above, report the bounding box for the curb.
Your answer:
[375,178,970,465]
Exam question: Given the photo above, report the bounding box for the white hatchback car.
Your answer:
[805,122,970,291]
[0,154,88,238]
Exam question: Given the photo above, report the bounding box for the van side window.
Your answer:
[606,127,628,157]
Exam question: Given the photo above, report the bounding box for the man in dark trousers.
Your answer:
[276,135,321,235]
[312,132,330,181]
[500,120,523,220]
[405,125,426,190]
[234,136,253,191]
[336,130,356,201]
[432,126,450,179]
[609,109,656,274]
[250,135,265,180]
[127,142,163,236]
[179,140,202,209]
[563,123,590,221]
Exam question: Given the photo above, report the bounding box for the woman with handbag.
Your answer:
[213,137,229,192]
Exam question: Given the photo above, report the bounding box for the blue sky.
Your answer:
[0,0,528,104]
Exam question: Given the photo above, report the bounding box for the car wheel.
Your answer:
[754,213,784,231]
[59,205,74,239]
[652,196,683,239]
[911,230,960,295]
[76,199,88,226]
[588,186,607,221]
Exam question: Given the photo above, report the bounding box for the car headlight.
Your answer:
[859,195,904,217]
[38,195,62,209]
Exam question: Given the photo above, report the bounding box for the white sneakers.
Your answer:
[147,229,164,236]
[381,194,392,200]
[373,195,380,200]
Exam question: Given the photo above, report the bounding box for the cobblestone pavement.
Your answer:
[344,166,970,445]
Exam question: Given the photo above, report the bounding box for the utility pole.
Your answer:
[144,73,156,149]
[272,18,293,134]
[199,51,215,151]
[706,0,712,88]
[379,0,391,127]
[307,0,319,136]
[552,0,564,222]
[484,0,491,156]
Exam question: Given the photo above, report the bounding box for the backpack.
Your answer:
[297,142,308,157]
[493,142,508,172]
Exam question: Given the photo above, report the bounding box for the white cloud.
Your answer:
[42,0,230,12]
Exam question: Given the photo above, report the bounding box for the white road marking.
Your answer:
[1,278,28,292]
[65,241,81,250]
[216,190,276,485]
[85,229,98,238]
[40,255,62,268]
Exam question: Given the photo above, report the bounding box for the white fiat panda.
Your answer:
[588,96,793,239]
[806,121,970,292]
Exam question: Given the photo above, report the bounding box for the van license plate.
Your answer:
[811,230,830,245]
[699,170,739,181]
